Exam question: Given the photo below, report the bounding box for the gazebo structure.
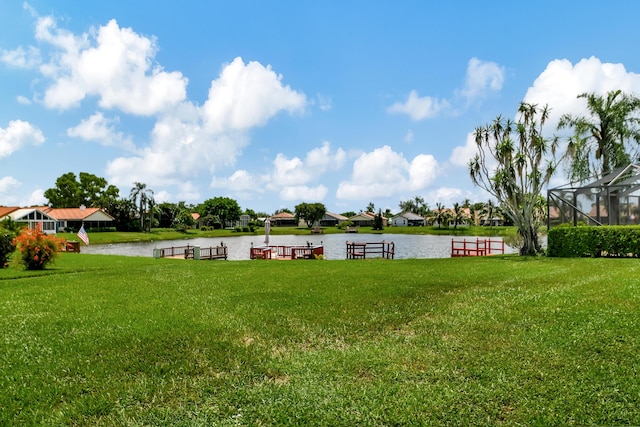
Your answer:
[547,164,640,228]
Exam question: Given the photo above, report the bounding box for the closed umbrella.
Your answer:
[264,218,271,246]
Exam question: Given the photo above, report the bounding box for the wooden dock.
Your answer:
[346,241,395,259]
[451,238,504,257]
[250,244,324,260]
[154,244,228,260]
[61,240,81,253]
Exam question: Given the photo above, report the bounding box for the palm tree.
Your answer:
[366,202,375,213]
[558,90,640,182]
[130,182,153,231]
[482,199,496,226]
[434,202,446,228]
[452,203,468,230]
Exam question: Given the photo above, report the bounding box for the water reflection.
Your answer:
[81,234,517,260]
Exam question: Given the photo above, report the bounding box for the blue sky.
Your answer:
[2,1,640,214]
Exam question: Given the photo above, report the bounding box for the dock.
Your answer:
[250,244,324,260]
[451,238,504,257]
[154,244,228,260]
[346,241,395,259]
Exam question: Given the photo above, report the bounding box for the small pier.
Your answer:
[62,240,81,253]
[451,238,504,257]
[154,244,228,260]
[346,241,395,259]
[250,244,324,260]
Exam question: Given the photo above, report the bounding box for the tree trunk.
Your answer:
[519,226,541,256]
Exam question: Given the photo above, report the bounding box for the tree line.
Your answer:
[38,90,640,256]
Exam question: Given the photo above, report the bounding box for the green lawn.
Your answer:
[1,254,638,425]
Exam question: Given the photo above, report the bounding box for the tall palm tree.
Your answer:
[452,203,468,230]
[435,202,446,228]
[558,90,640,182]
[130,182,153,231]
[482,199,496,226]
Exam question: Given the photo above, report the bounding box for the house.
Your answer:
[320,212,349,227]
[42,207,115,232]
[0,207,57,234]
[349,212,388,227]
[391,212,426,227]
[269,211,298,227]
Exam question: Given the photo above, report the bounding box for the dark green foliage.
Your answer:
[294,202,327,228]
[172,209,196,232]
[373,209,384,230]
[0,232,15,267]
[0,218,20,267]
[337,219,354,229]
[199,197,242,228]
[45,172,120,208]
[548,225,640,257]
[558,90,640,181]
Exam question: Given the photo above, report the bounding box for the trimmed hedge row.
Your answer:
[548,225,640,257]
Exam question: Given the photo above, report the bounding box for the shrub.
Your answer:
[337,220,354,230]
[13,227,64,270]
[0,232,16,268]
[548,225,640,257]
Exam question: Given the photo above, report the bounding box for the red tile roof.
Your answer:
[0,206,20,218]
[44,207,103,220]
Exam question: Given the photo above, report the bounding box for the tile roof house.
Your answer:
[269,211,298,227]
[0,207,57,234]
[42,207,114,232]
[349,212,388,227]
[1,206,114,233]
[320,212,349,226]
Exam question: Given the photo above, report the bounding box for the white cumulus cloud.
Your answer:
[449,132,478,168]
[36,16,188,115]
[0,176,20,193]
[0,120,45,159]
[387,90,449,121]
[202,57,306,133]
[457,57,505,104]
[107,57,306,189]
[337,145,439,200]
[523,56,640,127]
[23,188,46,206]
[67,112,135,150]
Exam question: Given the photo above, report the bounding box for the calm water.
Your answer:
[81,234,517,260]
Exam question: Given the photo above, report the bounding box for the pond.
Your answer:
[80,234,518,260]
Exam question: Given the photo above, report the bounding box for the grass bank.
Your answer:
[57,225,518,245]
[1,254,637,425]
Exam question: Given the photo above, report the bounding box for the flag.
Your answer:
[77,225,89,245]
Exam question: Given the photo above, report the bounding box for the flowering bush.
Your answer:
[13,226,63,270]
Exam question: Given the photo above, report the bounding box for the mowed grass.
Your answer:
[1,254,639,426]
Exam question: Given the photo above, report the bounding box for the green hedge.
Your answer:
[548,225,640,257]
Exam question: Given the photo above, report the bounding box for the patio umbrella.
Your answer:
[264,218,271,245]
